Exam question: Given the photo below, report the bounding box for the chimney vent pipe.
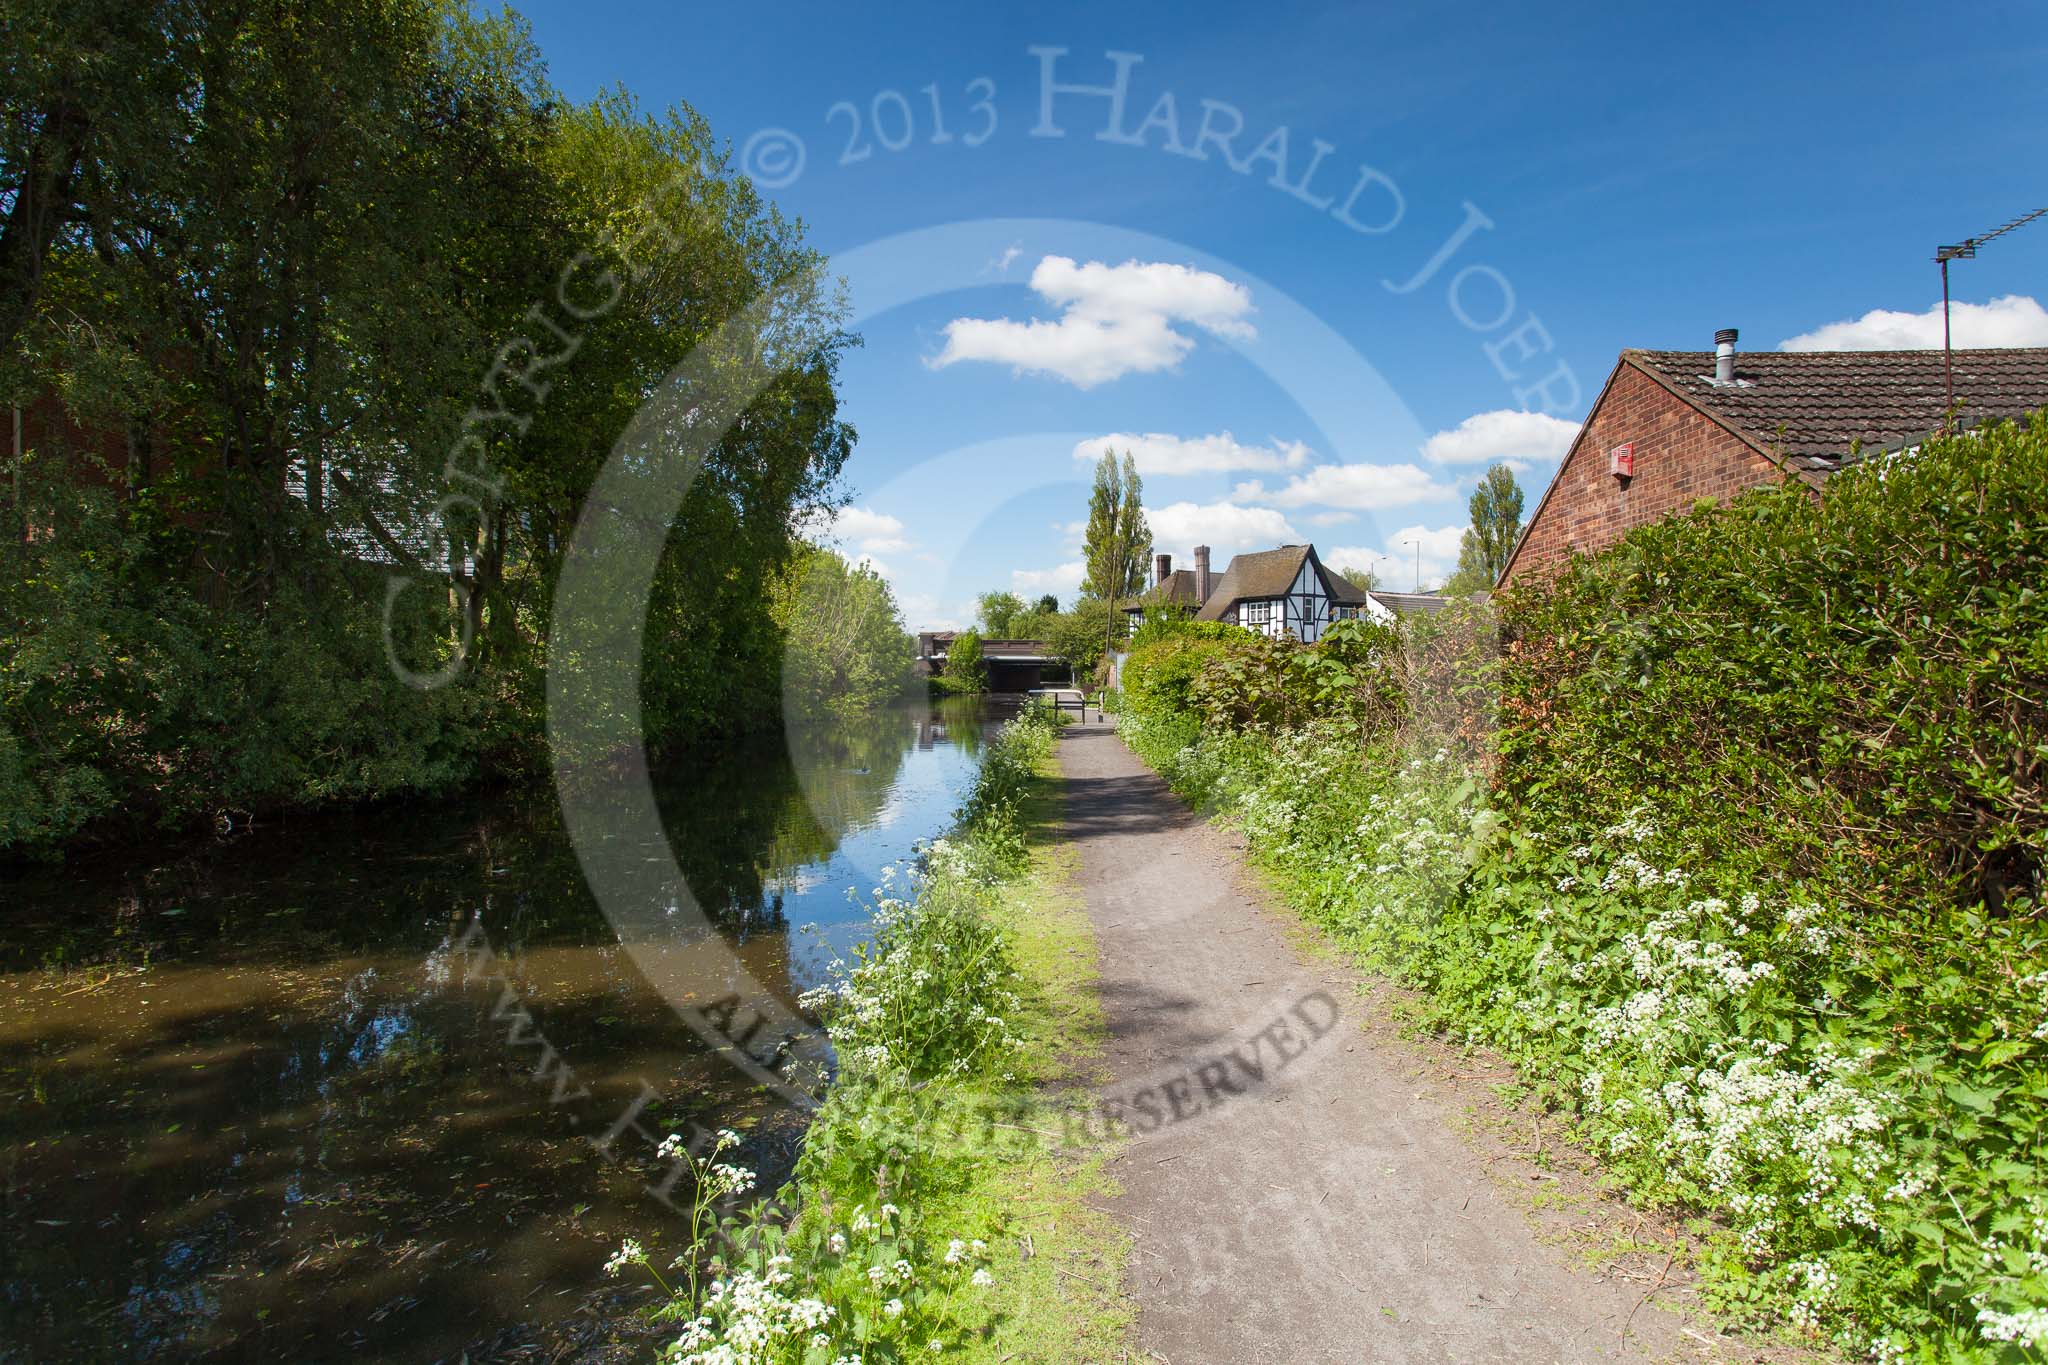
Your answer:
[1714,327,1739,385]
[1153,553,1171,588]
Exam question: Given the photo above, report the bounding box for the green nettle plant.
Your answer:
[1111,417,2048,1363]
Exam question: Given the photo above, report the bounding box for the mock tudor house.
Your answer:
[1122,542,1386,643]
[1501,330,2048,586]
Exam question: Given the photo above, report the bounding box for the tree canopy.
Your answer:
[976,591,1028,638]
[0,0,861,853]
[1079,449,1148,603]
[1447,463,1523,594]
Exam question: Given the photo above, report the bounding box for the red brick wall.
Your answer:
[14,390,153,500]
[1502,360,1790,585]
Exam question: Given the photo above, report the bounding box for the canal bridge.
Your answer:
[914,632,1069,692]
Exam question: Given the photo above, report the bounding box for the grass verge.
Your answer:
[614,707,1133,1362]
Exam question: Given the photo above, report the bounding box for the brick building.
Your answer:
[1500,333,2048,585]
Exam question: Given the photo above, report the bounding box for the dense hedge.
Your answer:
[1499,412,2048,917]
[1115,417,2048,1362]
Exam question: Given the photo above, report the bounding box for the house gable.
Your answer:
[1501,356,1785,586]
[1501,343,2048,587]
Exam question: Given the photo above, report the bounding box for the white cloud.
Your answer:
[1421,409,1580,468]
[1780,294,2048,351]
[896,591,963,633]
[984,242,1024,276]
[1305,510,1356,527]
[930,255,1256,388]
[1232,462,1449,511]
[1327,524,1465,591]
[1146,500,1300,562]
[804,504,912,554]
[1011,561,1086,597]
[1073,430,1312,476]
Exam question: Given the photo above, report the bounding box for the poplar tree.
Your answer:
[1079,448,1148,669]
[1081,450,1148,601]
[1449,462,1524,592]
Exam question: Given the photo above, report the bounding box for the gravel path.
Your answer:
[1056,719,1726,1365]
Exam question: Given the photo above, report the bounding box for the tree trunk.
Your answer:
[0,99,88,361]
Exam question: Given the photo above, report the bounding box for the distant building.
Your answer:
[1366,590,1449,618]
[913,633,1062,692]
[1502,331,2048,586]
[1122,542,1385,643]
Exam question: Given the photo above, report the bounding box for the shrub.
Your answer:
[1119,621,1247,718]
[0,483,485,855]
[933,629,986,695]
[1494,413,2048,916]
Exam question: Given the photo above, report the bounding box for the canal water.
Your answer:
[0,699,1001,1362]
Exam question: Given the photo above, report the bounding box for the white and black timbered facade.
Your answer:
[1191,543,1385,643]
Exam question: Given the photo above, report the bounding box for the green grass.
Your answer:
[909,750,1134,1363]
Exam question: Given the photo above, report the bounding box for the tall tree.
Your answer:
[1449,462,1524,592]
[976,590,1026,637]
[1079,449,1148,601]
[772,546,912,717]
[1080,448,1148,671]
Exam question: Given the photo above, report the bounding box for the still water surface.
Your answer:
[0,699,1000,1362]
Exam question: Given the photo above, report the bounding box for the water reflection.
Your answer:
[0,700,999,1362]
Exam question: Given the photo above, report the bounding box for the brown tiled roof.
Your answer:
[1122,568,1202,613]
[1628,346,2048,477]
[1195,545,1312,621]
[1324,569,1371,605]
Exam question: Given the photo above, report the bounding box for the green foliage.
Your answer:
[1042,600,1114,682]
[1448,461,1524,593]
[1078,450,1147,603]
[1,483,485,853]
[1112,420,2048,1360]
[975,591,1028,638]
[937,630,987,695]
[1328,563,1382,595]
[774,547,915,719]
[624,706,1090,1362]
[0,2,858,855]
[1495,414,2048,915]
[1118,623,1244,720]
[1120,616,1405,740]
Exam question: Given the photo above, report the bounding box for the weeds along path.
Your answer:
[1055,719,1730,1365]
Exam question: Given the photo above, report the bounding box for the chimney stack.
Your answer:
[1154,552,1171,588]
[1714,327,1738,385]
[1194,545,1212,605]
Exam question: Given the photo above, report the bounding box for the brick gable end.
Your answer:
[1503,360,1786,585]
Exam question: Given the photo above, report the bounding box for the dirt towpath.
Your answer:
[1056,719,1736,1365]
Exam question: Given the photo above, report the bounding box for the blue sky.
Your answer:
[516,0,2048,624]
